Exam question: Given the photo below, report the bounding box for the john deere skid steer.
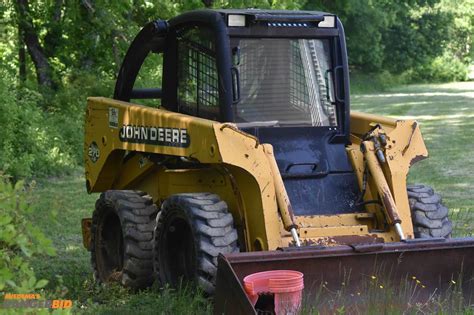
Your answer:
[82,9,474,312]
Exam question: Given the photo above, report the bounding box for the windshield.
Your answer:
[233,38,336,127]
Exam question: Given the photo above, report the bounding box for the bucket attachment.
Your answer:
[214,238,474,314]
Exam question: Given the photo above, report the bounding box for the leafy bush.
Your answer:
[45,72,114,163]
[409,53,469,83]
[0,76,78,179]
[0,178,56,292]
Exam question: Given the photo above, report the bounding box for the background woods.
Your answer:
[0,0,471,179]
[0,0,469,179]
[0,1,473,313]
[2,0,472,89]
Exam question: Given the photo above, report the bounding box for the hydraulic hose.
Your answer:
[263,144,301,247]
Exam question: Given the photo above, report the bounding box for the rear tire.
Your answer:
[91,190,158,289]
[153,193,239,294]
[407,184,452,238]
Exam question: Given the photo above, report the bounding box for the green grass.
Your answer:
[28,174,211,314]
[299,271,471,314]
[25,82,473,313]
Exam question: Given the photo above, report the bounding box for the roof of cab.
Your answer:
[212,8,330,17]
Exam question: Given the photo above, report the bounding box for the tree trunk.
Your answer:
[44,0,63,58]
[202,0,213,8]
[15,0,55,89]
[18,22,26,83]
[79,0,95,70]
[111,30,122,76]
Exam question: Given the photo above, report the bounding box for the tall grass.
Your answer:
[299,269,473,314]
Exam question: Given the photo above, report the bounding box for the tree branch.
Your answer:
[15,0,55,89]
[202,0,213,8]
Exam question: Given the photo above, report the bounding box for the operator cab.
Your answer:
[114,9,361,216]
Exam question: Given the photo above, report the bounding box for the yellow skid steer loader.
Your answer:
[82,9,474,313]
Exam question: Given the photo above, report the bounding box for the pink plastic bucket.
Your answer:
[243,270,304,315]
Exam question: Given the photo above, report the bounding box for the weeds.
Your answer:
[72,282,211,314]
[299,270,473,314]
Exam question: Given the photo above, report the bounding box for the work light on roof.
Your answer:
[228,14,246,27]
[319,15,335,28]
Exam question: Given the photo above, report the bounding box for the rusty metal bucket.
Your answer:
[214,238,474,314]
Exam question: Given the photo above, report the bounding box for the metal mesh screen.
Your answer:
[177,29,219,120]
[290,40,310,112]
[235,39,337,126]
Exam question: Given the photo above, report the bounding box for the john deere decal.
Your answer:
[119,125,190,148]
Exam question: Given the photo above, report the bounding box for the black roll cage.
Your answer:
[113,9,351,143]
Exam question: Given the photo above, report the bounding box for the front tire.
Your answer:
[91,190,158,289]
[153,193,239,294]
[407,184,452,238]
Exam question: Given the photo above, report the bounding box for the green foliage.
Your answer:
[305,0,473,81]
[0,178,55,292]
[0,72,78,179]
[3,0,470,89]
[46,72,115,162]
[0,0,472,180]
[214,0,305,10]
[383,5,451,74]
[306,0,389,72]
[410,51,469,82]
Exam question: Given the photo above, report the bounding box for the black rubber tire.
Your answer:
[153,193,239,295]
[91,190,158,289]
[407,184,452,238]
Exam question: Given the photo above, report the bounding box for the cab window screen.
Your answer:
[177,27,219,120]
[235,38,336,127]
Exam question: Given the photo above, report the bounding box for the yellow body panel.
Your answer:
[84,98,428,251]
